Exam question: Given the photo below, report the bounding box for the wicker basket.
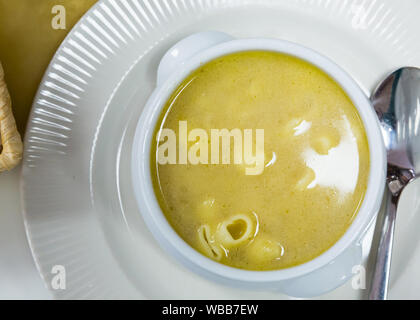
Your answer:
[0,61,23,172]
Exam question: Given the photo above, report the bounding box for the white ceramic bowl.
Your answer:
[131,31,386,297]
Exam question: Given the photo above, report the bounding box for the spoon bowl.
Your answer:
[372,67,420,175]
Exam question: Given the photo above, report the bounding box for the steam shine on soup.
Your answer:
[151,51,369,270]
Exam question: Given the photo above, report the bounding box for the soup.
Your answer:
[151,51,369,270]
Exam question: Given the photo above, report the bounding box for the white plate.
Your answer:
[22,0,420,299]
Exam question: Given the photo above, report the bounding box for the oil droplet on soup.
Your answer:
[151,51,369,270]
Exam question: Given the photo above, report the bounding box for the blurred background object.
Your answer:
[0,0,97,135]
[0,61,23,172]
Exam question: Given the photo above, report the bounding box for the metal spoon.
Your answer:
[368,67,420,300]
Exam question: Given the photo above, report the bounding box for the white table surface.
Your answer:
[0,166,51,299]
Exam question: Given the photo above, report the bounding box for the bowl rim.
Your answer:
[131,38,386,282]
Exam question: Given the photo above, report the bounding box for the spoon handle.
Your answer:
[368,190,398,300]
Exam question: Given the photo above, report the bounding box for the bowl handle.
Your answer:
[277,244,363,298]
[157,31,234,86]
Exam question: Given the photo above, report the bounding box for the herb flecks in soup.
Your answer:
[151,51,369,270]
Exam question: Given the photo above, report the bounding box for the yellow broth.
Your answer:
[151,51,369,270]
